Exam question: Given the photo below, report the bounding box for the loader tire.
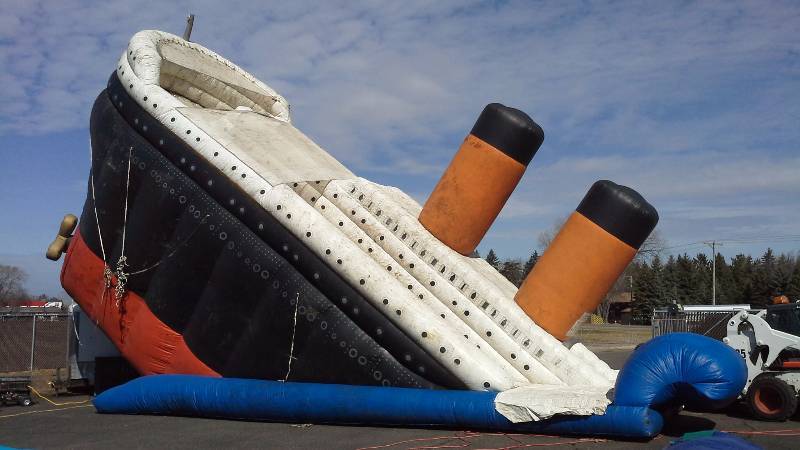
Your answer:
[747,376,798,421]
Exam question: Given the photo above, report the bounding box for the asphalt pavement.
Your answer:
[1,350,797,450]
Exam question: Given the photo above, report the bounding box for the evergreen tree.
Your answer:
[631,262,658,316]
[649,255,668,307]
[752,248,780,306]
[499,259,524,287]
[522,251,539,279]
[729,254,754,305]
[787,262,800,301]
[693,253,712,304]
[485,249,500,269]
[713,252,734,304]
[662,255,679,304]
[674,254,702,304]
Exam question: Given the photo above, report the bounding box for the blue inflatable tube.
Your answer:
[614,333,747,410]
[94,375,662,438]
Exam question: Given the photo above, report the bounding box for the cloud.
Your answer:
[0,0,798,259]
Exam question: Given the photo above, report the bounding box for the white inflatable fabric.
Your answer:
[116,30,617,417]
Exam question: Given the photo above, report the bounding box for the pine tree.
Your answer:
[650,255,668,307]
[729,254,754,305]
[787,262,800,301]
[753,248,780,306]
[694,253,712,304]
[522,251,539,279]
[631,262,657,317]
[713,252,734,304]
[485,249,500,269]
[499,259,524,287]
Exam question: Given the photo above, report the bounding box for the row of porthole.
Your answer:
[120,69,487,387]
[330,190,491,338]
[349,185,514,337]
[336,188,486,327]
[326,193,504,377]
[345,183,536,374]
[301,188,506,382]
[119,64,414,385]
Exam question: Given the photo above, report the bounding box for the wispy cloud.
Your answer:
[0,0,798,267]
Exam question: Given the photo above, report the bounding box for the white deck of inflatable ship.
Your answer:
[117,30,617,421]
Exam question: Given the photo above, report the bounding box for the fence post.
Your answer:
[30,314,37,373]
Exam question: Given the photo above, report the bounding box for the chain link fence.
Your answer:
[0,312,69,375]
[651,309,738,340]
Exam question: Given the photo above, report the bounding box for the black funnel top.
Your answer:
[576,180,659,249]
[470,103,544,166]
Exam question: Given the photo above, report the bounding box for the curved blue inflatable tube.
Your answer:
[613,333,747,410]
[94,375,662,438]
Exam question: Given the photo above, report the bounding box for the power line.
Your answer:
[663,235,800,251]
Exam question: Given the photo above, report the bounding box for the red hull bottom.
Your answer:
[61,230,218,377]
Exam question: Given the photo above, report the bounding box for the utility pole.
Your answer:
[183,14,195,41]
[626,275,634,302]
[704,241,723,305]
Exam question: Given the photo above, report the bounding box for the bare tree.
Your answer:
[0,264,28,305]
[536,215,568,251]
[634,229,666,263]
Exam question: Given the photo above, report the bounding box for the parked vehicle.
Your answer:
[0,376,34,407]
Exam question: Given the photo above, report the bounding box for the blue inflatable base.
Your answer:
[93,333,749,440]
[94,375,662,438]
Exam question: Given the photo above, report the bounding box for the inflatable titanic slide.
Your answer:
[50,30,747,438]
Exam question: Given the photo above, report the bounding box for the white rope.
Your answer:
[88,139,112,288]
[114,146,133,307]
[283,292,300,381]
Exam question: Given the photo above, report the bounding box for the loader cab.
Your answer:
[765,303,800,337]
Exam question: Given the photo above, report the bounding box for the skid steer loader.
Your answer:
[724,302,800,420]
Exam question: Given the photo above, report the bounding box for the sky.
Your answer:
[0,0,798,298]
